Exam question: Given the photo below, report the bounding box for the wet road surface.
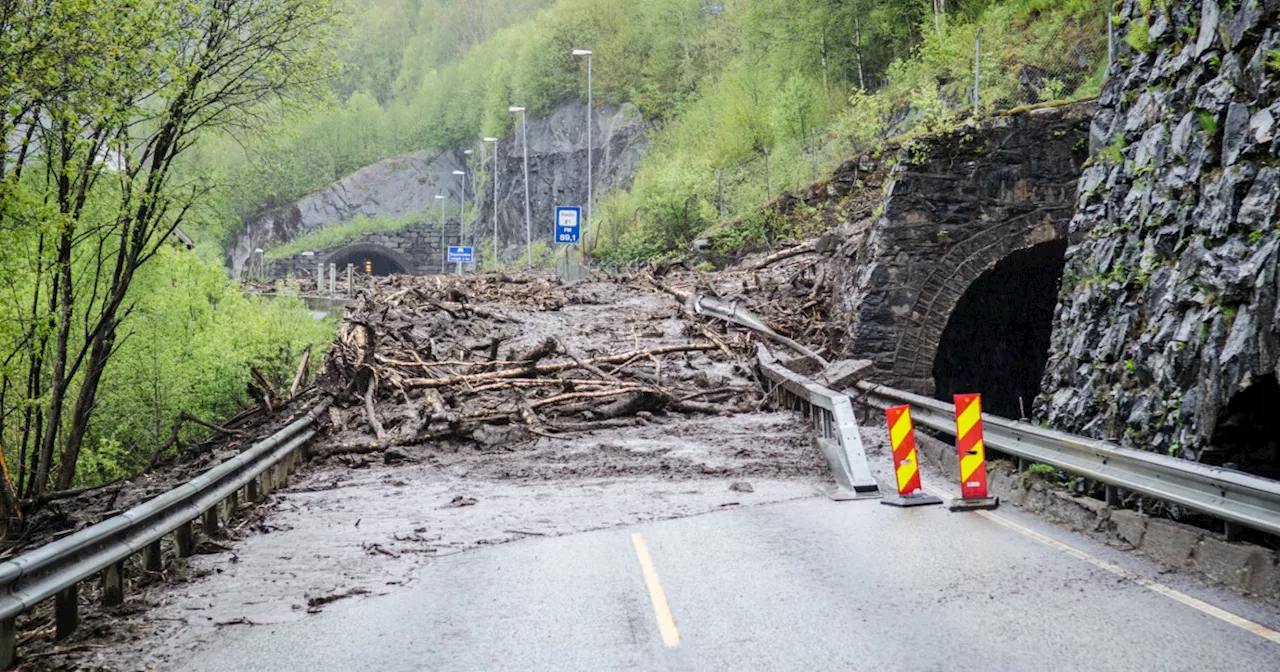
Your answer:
[171,494,1280,671]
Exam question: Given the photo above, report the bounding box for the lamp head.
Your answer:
[572,49,592,56]
[463,149,473,155]
[483,137,499,143]
[435,195,446,200]
[452,170,466,176]
[508,106,525,113]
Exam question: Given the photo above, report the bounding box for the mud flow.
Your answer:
[43,264,838,670]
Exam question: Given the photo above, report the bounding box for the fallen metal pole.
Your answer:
[692,294,828,366]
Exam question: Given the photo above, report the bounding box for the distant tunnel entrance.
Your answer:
[931,240,1067,419]
[1207,376,1280,479]
[325,243,416,277]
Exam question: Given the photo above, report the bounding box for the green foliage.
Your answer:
[1099,134,1127,165]
[1124,17,1155,53]
[266,212,429,260]
[182,0,1108,266]
[76,249,331,483]
[1197,110,1220,136]
[0,0,342,492]
[1267,50,1280,73]
[1038,78,1067,102]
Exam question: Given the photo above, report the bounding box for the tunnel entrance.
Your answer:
[1206,375,1280,479]
[324,243,415,277]
[931,239,1067,419]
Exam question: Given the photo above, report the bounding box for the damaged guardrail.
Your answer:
[0,398,332,668]
[854,382,1280,538]
[757,346,879,501]
[691,293,877,500]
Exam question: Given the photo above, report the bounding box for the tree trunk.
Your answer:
[855,17,865,90]
[33,228,73,496]
[55,321,116,489]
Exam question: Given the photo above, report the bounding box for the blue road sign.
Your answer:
[447,246,474,263]
[555,206,581,244]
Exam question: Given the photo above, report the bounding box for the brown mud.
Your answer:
[23,257,839,671]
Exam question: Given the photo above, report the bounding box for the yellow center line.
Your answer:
[631,533,681,647]
[920,482,1280,646]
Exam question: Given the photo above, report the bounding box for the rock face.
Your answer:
[227,102,647,276]
[827,103,1093,416]
[227,150,469,278]
[474,102,647,259]
[1037,0,1280,470]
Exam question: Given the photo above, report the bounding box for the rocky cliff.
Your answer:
[1037,0,1280,475]
[474,102,647,260]
[227,102,647,276]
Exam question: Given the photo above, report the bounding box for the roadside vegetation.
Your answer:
[0,1,341,504]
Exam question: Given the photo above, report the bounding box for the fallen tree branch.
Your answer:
[364,373,386,442]
[403,343,717,389]
[289,345,312,398]
[749,240,818,270]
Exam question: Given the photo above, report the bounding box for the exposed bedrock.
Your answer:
[1036,0,1280,477]
[228,102,646,277]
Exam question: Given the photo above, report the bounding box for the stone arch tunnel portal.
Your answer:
[325,243,416,277]
[930,239,1068,420]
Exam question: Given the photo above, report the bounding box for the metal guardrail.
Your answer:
[855,382,1280,538]
[0,398,331,667]
[757,346,879,501]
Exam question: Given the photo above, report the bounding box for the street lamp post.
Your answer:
[435,194,446,274]
[509,106,532,267]
[452,169,466,275]
[462,150,473,250]
[572,49,592,256]
[483,137,499,267]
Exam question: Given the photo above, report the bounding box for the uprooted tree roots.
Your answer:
[319,272,770,454]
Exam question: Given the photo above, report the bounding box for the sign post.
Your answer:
[447,246,474,275]
[555,206,581,279]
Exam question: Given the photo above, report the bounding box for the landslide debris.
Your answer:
[319,271,772,454]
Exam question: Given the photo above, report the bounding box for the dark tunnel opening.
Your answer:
[325,246,410,277]
[932,239,1068,419]
[1206,375,1280,480]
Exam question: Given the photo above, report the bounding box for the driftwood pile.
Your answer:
[320,272,765,454]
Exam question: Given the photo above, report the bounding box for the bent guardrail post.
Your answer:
[757,345,879,501]
[0,398,331,668]
[853,382,1280,537]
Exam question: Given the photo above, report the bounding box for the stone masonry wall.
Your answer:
[831,102,1094,392]
[268,218,464,278]
[1037,0,1280,460]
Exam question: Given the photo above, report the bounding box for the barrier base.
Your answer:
[880,492,943,508]
[949,496,999,512]
[824,484,881,502]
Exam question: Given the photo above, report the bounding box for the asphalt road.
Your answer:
[173,493,1280,672]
